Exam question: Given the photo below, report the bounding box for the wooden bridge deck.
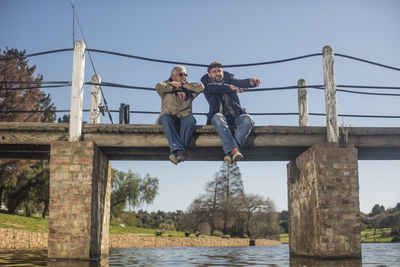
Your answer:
[0,122,399,161]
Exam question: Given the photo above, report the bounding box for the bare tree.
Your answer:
[216,163,244,234]
[233,194,275,238]
[185,162,281,238]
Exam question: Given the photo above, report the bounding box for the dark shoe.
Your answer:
[176,150,186,163]
[169,152,179,165]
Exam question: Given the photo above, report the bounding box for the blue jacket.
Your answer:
[201,71,254,125]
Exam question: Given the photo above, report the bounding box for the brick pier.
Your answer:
[45,140,362,260]
[48,141,111,260]
[287,143,361,258]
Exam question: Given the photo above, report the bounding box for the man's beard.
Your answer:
[211,75,223,82]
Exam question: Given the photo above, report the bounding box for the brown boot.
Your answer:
[176,150,186,163]
[169,152,179,165]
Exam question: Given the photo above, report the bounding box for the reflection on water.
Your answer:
[290,256,362,267]
[0,243,399,267]
[110,245,290,266]
[0,249,47,266]
[47,258,109,267]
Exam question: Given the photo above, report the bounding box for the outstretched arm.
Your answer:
[203,81,235,94]
[230,78,260,88]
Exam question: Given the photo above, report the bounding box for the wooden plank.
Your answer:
[0,122,399,160]
[0,144,50,160]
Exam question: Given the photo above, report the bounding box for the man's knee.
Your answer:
[240,114,254,126]
[211,113,225,124]
[158,114,173,126]
[187,114,197,124]
[182,114,196,127]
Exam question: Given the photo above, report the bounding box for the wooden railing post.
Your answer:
[322,45,339,143]
[90,75,101,124]
[69,40,86,141]
[297,79,308,126]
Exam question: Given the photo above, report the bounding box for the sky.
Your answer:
[1,0,399,214]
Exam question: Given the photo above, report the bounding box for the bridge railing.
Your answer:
[2,41,400,144]
[70,41,339,143]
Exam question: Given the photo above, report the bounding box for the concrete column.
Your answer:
[287,143,361,258]
[48,141,111,260]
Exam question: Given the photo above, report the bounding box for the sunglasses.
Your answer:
[178,73,188,77]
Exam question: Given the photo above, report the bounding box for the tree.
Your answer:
[203,173,223,235]
[0,160,25,210]
[0,48,56,215]
[3,161,49,217]
[215,162,244,234]
[184,195,213,234]
[370,204,385,217]
[0,48,55,122]
[40,93,56,123]
[110,169,159,223]
[233,194,276,238]
[395,203,400,212]
[57,114,69,123]
[184,162,280,238]
[278,210,289,233]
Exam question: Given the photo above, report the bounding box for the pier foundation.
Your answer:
[287,143,361,258]
[48,141,111,260]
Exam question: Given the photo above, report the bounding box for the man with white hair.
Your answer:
[156,66,204,165]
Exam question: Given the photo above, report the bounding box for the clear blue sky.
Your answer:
[1,0,399,213]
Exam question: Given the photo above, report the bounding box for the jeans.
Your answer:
[158,114,196,153]
[211,113,254,154]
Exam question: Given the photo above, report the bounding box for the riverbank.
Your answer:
[0,228,281,250]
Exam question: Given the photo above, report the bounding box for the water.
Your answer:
[0,243,399,267]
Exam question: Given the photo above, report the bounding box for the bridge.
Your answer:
[1,122,400,161]
[1,40,400,261]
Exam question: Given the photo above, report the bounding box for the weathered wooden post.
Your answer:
[90,75,101,124]
[322,45,339,143]
[69,40,86,141]
[297,79,308,126]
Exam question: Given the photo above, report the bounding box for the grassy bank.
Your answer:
[0,213,211,238]
[0,213,396,242]
[361,228,393,243]
[0,213,48,233]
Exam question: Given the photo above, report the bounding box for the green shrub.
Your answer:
[392,236,400,243]
[121,212,139,227]
[213,230,223,237]
[155,229,164,236]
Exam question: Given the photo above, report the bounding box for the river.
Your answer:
[0,243,399,266]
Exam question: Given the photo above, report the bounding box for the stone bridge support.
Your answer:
[48,141,111,260]
[287,143,361,258]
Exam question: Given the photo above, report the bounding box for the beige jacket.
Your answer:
[155,80,204,123]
